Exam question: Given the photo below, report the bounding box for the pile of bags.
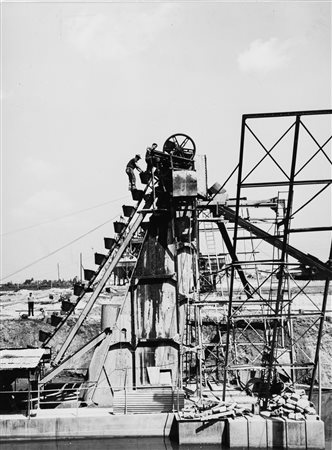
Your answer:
[179,388,319,422]
[180,398,251,421]
[263,390,318,420]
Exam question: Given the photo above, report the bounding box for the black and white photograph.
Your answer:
[1,1,331,448]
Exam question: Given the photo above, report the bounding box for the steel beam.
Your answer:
[217,222,253,297]
[309,242,332,399]
[241,179,331,188]
[243,109,332,119]
[219,205,332,277]
[41,330,108,384]
[264,114,301,403]
[222,115,247,401]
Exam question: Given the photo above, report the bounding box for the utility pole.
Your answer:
[57,263,60,281]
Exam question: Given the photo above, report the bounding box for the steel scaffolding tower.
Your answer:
[37,111,331,413]
[216,110,332,403]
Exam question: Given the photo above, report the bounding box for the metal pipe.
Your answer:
[242,179,331,188]
[37,382,40,410]
[27,370,31,418]
[198,305,203,400]
[222,115,246,401]
[318,355,321,417]
[265,114,301,406]
[309,240,332,399]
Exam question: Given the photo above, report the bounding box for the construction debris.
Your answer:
[179,388,320,422]
[262,389,319,420]
[179,397,252,421]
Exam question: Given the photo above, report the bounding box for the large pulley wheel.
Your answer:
[163,133,196,160]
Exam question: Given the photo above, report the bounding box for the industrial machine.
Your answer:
[27,111,332,413]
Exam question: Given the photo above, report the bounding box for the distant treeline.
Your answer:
[0,278,76,291]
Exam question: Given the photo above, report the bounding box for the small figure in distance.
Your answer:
[126,154,142,191]
[27,292,35,317]
[145,142,158,173]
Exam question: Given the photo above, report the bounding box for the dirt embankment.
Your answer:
[0,318,100,359]
[0,288,102,372]
[1,316,331,386]
[1,288,331,386]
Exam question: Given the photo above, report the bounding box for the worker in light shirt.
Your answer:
[27,292,35,316]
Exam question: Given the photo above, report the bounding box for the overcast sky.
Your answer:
[1,1,331,283]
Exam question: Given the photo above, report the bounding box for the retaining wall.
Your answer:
[0,412,174,441]
[0,411,326,448]
[174,414,325,449]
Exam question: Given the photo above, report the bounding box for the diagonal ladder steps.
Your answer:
[203,218,221,288]
[44,182,156,366]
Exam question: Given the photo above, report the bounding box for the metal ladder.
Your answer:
[44,181,156,365]
[203,217,220,290]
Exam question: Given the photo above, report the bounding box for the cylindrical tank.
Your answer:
[101,303,120,331]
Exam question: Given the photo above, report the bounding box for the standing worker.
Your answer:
[126,154,142,191]
[145,142,158,173]
[27,292,35,317]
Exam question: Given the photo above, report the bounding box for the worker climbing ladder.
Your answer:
[41,134,198,407]
[38,116,332,418]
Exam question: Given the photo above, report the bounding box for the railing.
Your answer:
[0,383,93,417]
[0,382,183,418]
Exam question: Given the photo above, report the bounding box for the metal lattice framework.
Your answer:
[219,110,332,401]
[37,115,331,412]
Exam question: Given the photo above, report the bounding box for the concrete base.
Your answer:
[0,411,325,448]
[286,418,306,449]
[0,410,174,441]
[305,419,325,450]
[227,416,248,449]
[226,416,325,450]
[247,415,268,448]
[172,413,225,445]
[266,417,287,448]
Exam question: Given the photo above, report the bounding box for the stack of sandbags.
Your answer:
[263,390,318,420]
[180,398,251,421]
